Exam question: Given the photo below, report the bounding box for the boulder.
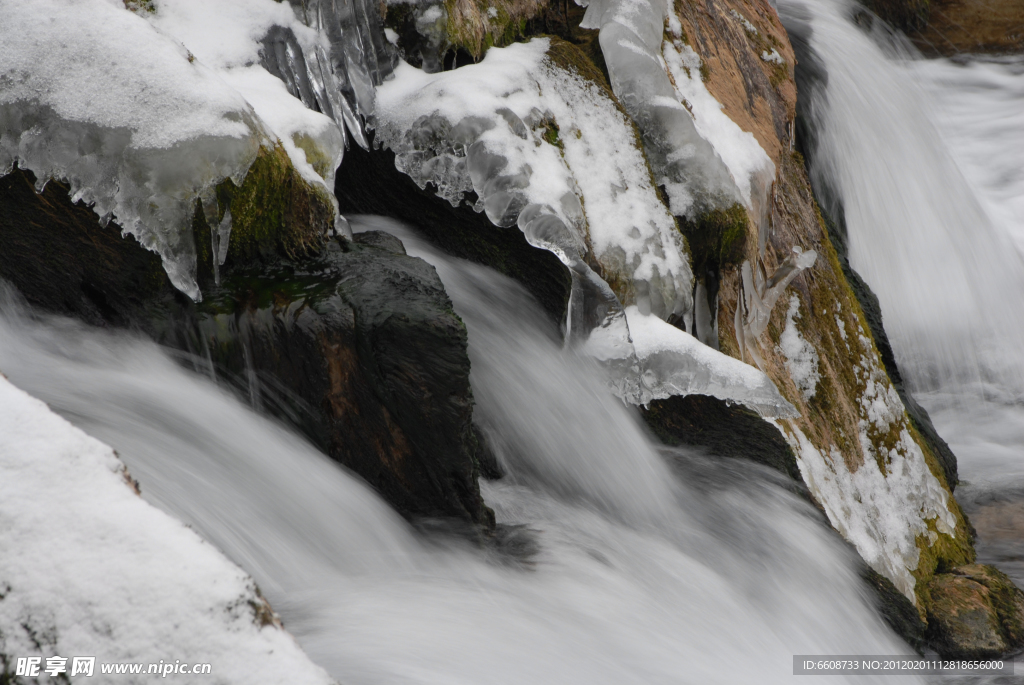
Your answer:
[926,564,1024,658]
[0,167,493,526]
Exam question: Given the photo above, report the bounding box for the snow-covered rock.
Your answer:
[0,375,334,684]
[374,37,796,416]
[0,0,349,300]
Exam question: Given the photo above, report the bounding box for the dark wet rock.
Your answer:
[862,0,931,32]
[0,166,494,526]
[641,394,800,480]
[353,229,407,255]
[862,567,928,654]
[0,167,182,326]
[334,133,572,326]
[926,564,1024,658]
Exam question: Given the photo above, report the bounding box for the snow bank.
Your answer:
[0,374,334,684]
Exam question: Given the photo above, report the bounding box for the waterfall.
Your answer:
[779,0,1024,399]
[0,223,915,681]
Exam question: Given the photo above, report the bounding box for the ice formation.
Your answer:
[0,375,334,683]
[626,307,798,417]
[375,40,796,415]
[735,246,817,369]
[0,0,396,300]
[660,2,777,224]
[576,0,773,224]
[773,327,958,601]
[0,0,266,299]
[778,295,821,401]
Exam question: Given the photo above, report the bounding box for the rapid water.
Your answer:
[780,0,1024,398]
[779,0,1024,674]
[0,215,914,681]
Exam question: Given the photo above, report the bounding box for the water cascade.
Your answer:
[0,226,914,681]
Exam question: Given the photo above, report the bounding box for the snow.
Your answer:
[0,0,265,300]
[778,295,820,401]
[377,39,692,319]
[770,326,959,602]
[0,375,335,684]
[661,12,776,221]
[146,0,345,210]
[729,9,759,35]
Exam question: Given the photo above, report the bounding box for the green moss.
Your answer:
[679,203,748,277]
[212,143,332,269]
[123,0,154,13]
[444,0,538,60]
[541,119,561,148]
[699,62,711,82]
[291,133,335,181]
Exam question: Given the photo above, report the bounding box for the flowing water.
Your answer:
[779,0,1024,677]
[0,217,915,682]
[2,0,1022,678]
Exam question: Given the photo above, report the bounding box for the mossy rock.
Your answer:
[213,143,333,270]
[925,564,1024,658]
[679,203,749,278]
[443,0,545,61]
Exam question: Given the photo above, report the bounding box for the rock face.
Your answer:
[641,394,799,479]
[909,0,1024,56]
[669,0,976,611]
[167,236,494,526]
[926,565,1024,658]
[0,166,493,526]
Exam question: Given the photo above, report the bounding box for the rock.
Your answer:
[334,134,573,326]
[0,166,494,527]
[353,229,408,255]
[640,394,800,479]
[924,563,1024,658]
[909,0,1024,56]
[925,563,1024,658]
[675,0,977,613]
[863,566,929,654]
[168,240,495,526]
[862,0,931,32]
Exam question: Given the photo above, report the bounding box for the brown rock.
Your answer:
[910,0,1024,57]
[926,573,1006,658]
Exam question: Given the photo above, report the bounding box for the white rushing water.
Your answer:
[780,0,1024,399]
[0,214,915,682]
